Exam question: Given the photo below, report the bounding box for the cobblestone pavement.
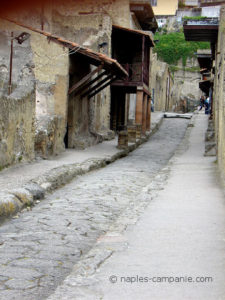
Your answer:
[0,118,189,300]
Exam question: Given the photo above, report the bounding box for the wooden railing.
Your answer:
[116,63,149,85]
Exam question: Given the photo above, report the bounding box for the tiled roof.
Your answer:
[1,17,128,77]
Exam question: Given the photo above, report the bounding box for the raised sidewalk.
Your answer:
[0,112,164,220]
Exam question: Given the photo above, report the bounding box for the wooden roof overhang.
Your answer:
[112,24,155,47]
[2,17,128,99]
[183,19,219,43]
[130,1,158,32]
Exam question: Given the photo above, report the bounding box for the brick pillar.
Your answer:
[135,90,143,126]
[146,97,151,131]
[142,94,147,134]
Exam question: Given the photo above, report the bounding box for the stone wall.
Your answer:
[0,0,148,164]
[53,0,130,28]
[214,6,225,181]
[170,58,201,112]
[0,28,36,168]
[150,53,200,113]
[30,30,69,157]
[0,19,69,161]
[0,93,35,168]
[49,3,120,146]
[150,52,173,112]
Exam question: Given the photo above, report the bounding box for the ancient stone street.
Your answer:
[0,118,189,300]
[48,113,225,300]
[1,2,225,300]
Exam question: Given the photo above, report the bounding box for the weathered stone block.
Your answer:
[11,188,34,206]
[0,193,23,217]
[35,115,65,158]
[23,183,45,200]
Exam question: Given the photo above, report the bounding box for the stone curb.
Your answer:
[0,115,164,220]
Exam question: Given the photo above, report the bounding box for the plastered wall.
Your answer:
[0,19,69,161]
[50,2,118,142]
[0,24,36,168]
[150,52,172,111]
[152,0,178,16]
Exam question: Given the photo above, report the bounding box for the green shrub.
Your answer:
[154,32,210,66]
[182,16,208,21]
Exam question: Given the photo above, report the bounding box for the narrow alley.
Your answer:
[48,112,225,300]
[0,117,189,300]
[1,1,225,300]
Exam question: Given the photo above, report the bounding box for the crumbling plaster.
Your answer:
[0,25,36,168]
[30,32,69,157]
[0,19,69,161]
[150,52,173,111]
[50,5,116,144]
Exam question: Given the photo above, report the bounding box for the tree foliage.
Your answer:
[153,32,210,66]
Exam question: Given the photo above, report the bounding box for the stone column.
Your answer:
[135,90,143,126]
[146,97,151,131]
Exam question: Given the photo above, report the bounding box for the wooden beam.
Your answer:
[68,64,103,95]
[81,74,114,98]
[70,70,108,97]
[73,70,108,97]
[88,76,117,99]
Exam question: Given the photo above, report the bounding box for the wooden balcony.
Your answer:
[112,63,149,87]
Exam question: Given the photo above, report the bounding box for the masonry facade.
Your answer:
[0,0,158,168]
[183,4,225,181]
[150,51,174,112]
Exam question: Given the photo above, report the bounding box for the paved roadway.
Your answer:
[0,118,189,300]
[48,113,225,300]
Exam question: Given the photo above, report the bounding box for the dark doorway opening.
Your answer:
[110,87,126,131]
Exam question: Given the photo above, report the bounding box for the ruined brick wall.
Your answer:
[0,28,35,168]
